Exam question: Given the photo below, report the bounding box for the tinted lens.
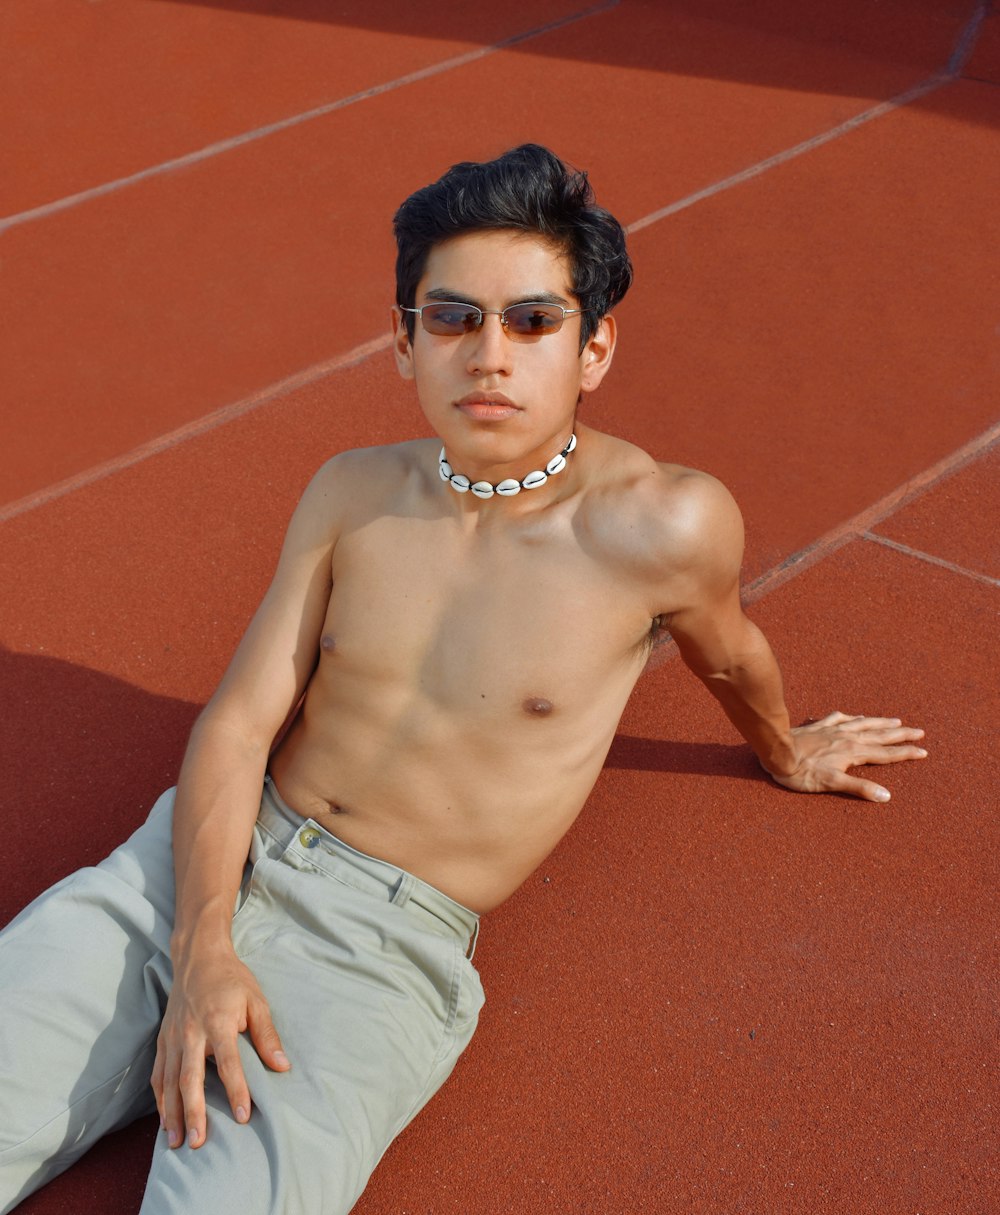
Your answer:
[504,304,565,335]
[421,303,480,335]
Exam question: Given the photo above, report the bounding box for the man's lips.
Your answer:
[455,392,520,419]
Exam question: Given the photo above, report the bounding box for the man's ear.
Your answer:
[391,308,415,381]
[579,314,617,395]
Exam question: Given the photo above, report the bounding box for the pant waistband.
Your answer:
[260,776,480,958]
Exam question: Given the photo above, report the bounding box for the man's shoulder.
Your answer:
[579,430,743,581]
[583,429,738,536]
[304,439,435,504]
[283,441,436,543]
[314,438,434,481]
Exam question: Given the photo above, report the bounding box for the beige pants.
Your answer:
[0,778,484,1215]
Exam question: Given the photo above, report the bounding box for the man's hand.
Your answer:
[764,711,927,802]
[151,946,290,1150]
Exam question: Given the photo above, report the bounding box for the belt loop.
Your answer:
[465,919,480,961]
[390,873,415,906]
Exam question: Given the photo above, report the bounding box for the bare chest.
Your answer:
[321,514,653,715]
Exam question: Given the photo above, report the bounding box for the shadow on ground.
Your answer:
[167,0,997,110]
[0,646,199,923]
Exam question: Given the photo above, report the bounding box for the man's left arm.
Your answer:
[653,472,926,802]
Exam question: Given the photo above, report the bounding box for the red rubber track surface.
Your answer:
[2,3,997,1212]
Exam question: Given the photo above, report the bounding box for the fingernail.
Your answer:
[187,1127,199,1148]
[917,748,928,757]
[274,1051,290,1068]
[236,1105,249,1123]
[167,1128,181,1148]
[874,788,891,803]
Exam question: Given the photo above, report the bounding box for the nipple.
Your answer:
[522,697,554,717]
[321,634,336,652]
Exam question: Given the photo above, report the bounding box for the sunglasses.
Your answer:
[400,301,586,339]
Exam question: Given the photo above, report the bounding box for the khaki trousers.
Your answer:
[0,778,484,1215]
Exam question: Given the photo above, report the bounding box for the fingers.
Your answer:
[778,711,928,801]
[840,715,904,730]
[150,1041,166,1129]
[176,1050,208,1149]
[150,960,291,1152]
[810,711,866,728]
[846,721,925,744]
[151,1031,189,1148]
[154,1035,201,1149]
[248,998,291,1073]
[825,770,894,803]
[860,743,928,766]
[212,996,289,1125]
[797,715,927,758]
[865,726,925,743]
[839,725,928,769]
[213,1036,253,1128]
[153,1020,238,1150]
[832,730,927,768]
[811,713,922,735]
[805,742,927,800]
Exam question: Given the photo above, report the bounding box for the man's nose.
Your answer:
[465,314,513,376]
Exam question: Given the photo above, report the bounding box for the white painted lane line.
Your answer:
[3,0,989,522]
[0,332,394,523]
[626,0,990,236]
[644,419,1000,672]
[625,74,944,235]
[739,420,1000,605]
[861,531,1000,587]
[949,0,992,74]
[0,0,619,235]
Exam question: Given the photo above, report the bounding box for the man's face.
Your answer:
[392,229,615,477]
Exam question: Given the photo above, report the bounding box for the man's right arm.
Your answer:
[150,458,343,1152]
[647,470,925,799]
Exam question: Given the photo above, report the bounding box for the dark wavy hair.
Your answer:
[393,144,632,350]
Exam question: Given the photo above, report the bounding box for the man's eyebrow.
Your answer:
[422,287,574,307]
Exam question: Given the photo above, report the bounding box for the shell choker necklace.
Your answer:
[439,434,577,499]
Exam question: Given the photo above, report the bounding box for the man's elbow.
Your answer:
[188,699,274,760]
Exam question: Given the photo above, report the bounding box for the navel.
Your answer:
[522,696,554,717]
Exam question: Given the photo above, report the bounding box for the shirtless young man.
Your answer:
[0,144,926,1215]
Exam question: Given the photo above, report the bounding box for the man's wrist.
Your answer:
[170,909,235,965]
[758,736,799,779]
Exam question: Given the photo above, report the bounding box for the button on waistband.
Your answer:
[263,788,480,952]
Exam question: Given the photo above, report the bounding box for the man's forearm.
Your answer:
[170,713,271,963]
[691,621,798,777]
[154,709,292,1150]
